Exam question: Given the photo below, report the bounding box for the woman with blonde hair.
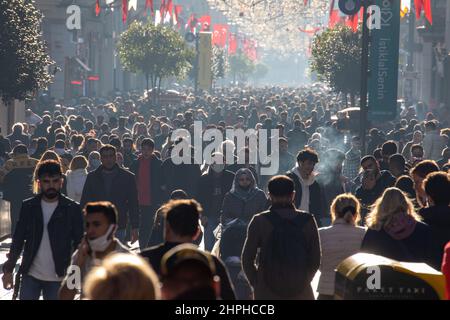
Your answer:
[66,155,88,202]
[83,253,161,300]
[361,187,437,266]
[317,193,366,300]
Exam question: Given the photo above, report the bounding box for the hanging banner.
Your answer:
[198,32,213,91]
[228,33,237,55]
[213,24,229,47]
[367,0,401,121]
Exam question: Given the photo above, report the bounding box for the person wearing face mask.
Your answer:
[2,160,84,300]
[59,201,131,300]
[196,153,235,251]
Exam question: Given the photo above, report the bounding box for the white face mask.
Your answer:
[88,224,115,252]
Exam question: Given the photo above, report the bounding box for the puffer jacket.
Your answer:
[66,169,88,203]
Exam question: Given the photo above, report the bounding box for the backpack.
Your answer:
[261,210,310,298]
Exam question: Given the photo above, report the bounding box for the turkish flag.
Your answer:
[95,0,101,17]
[423,0,432,24]
[213,24,229,47]
[166,0,173,18]
[228,33,237,55]
[243,39,257,61]
[145,0,154,15]
[414,0,432,24]
[160,0,166,21]
[122,0,128,23]
[347,9,360,33]
[329,9,340,28]
[414,0,424,19]
[186,14,196,32]
[174,5,183,28]
[198,15,211,31]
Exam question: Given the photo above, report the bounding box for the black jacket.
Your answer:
[129,155,164,207]
[361,222,439,269]
[196,169,235,218]
[140,241,236,300]
[161,156,202,199]
[418,205,450,267]
[2,194,84,277]
[286,171,323,227]
[80,164,139,230]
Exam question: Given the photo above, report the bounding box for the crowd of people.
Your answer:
[0,84,449,300]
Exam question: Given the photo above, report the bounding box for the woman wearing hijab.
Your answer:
[361,187,439,268]
[220,168,268,223]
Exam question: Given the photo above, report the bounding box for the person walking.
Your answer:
[80,145,139,244]
[317,194,366,300]
[221,168,268,223]
[1,160,84,300]
[129,138,164,250]
[361,187,437,268]
[59,201,131,300]
[242,175,321,300]
[286,148,324,226]
[66,156,88,203]
[140,199,236,300]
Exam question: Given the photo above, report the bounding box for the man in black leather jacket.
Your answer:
[2,160,84,300]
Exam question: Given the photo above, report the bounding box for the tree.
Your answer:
[252,63,269,85]
[229,51,255,83]
[117,21,194,97]
[310,25,361,106]
[0,0,53,104]
[212,46,229,83]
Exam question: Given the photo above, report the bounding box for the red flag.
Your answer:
[243,39,257,61]
[213,24,229,47]
[174,5,183,28]
[228,33,237,55]
[186,14,196,32]
[122,0,128,23]
[160,0,166,21]
[329,9,340,28]
[423,0,432,24]
[414,0,432,24]
[95,0,101,17]
[145,0,154,15]
[198,15,211,31]
[414,0,424,19]
[165,0,173,18]
[346,12,359,32]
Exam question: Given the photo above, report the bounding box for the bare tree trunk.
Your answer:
[157,77,162,107]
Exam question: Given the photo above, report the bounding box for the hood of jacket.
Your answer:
[291,164,317,186]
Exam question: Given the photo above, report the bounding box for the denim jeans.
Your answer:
[20,274,61,300]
